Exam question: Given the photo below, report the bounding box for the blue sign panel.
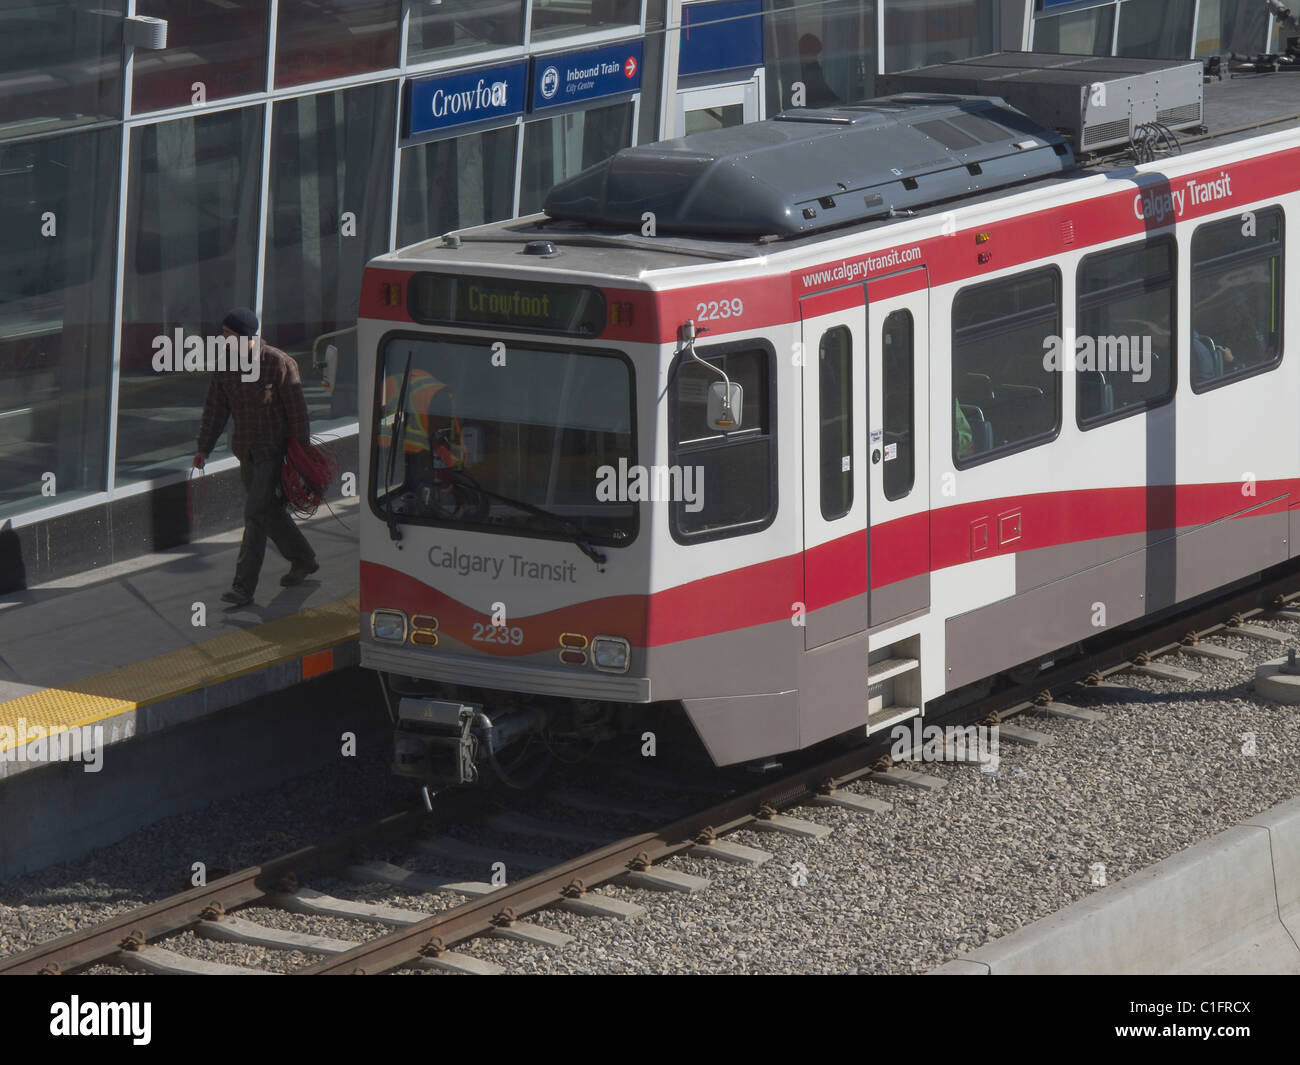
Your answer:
[531,40,645,111]
[407,61,528,137]
[679,0,764,77]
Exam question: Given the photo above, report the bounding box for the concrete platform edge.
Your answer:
[930,795,1300,974]
[0,638,359,783]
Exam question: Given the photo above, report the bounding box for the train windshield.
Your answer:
[372,335,635,544]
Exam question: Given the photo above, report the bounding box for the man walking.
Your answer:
[194,307,318,607]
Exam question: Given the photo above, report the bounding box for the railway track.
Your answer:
[5,570,1299,975]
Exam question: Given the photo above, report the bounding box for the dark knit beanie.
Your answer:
[222,306,259,336]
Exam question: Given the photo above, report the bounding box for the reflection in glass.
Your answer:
[1077,240,1175,424]
[884,0,994,72]
[275,0,400,88]
[672,348,773,539]
[0,0,124,138]
[1190,208,1284,390]
[952,269,1061,461]
[1033,6,1115,56]
[530,0,640,41]
[117,108,263,483]
[264,83,396,431]
[0,129,118,515]
[1194,0,1269,56]
[767,0,875,113]
[133,0,270,113]
[408,0,524,64]
[374,337,635,543]
[520,103,634,214]
[684,102,743,134]
[1116,0,1195,58]
[397,127,518,248]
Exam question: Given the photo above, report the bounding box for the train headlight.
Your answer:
[591,635,630,673]
[371,609,408,642]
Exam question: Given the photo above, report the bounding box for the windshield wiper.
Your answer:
[383,351,413,543]
[447,468,607,567]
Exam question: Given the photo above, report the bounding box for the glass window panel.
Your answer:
[117,107,263,483]
[1190,207,1284,391]
[818,326,853,520]
[766,0,876,113]
[672,347,774,540]
[529,0,641,43]
[407,0,524,64]
[397,126,518,248]
[0,1,124,138]
[952,269,1061,464]
[882,310,914,500]
[884,0,995,72]
[0,128,118,516]
[684,101,744,133]
[639,0,667,143]
[1195,0,1270,56]
[263,82,396,437]
[374,336,635,543]
[1076,239,1176,426]
[520,102,634,215]
[1116,0,1195,58]
[274,0,400,89]
[1033,6,1116,56]
[132,1,269,113]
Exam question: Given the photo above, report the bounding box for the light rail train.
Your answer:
[355,52,1299,792]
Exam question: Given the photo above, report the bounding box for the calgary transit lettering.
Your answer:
[1133,171,1232,222]
[428,545,578,584]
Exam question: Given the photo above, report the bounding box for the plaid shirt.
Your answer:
[196,343,311,461]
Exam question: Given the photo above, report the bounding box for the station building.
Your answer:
[0,0,1290,590]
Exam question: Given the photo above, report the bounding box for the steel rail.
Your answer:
[0,810,430,975]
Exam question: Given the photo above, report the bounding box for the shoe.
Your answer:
[221,586,253,607]
[281,558,320,586]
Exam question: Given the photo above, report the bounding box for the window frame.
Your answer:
[881,308,915,501]
[668,337,779,545]
[951,265,1063,470]
[366,328,640,548]
[1075,235,1178,431]
[1188,205,1285,396]
[818,324,854,521]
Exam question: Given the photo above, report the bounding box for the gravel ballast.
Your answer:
[2,616,1298,974]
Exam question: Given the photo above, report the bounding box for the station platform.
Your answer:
[0,496,362,781]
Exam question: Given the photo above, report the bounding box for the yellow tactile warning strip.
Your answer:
[0,595,359,753]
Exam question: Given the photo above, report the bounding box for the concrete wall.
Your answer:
[932,796,1300,974]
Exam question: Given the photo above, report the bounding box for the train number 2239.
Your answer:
[696,298,743,322]
[473,622,524,646]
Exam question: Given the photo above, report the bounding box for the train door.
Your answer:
[866,271,930,627]
[799,285,869,650]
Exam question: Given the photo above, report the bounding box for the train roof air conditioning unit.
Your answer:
[877,52,1204,154]
[544,95,1075,239]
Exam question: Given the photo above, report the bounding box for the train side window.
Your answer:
[670,343,776,543]
[1077,237,1176,428]
[951,267,1061,467]
[818,326,853,520]
[1190,206,1284,393]
[882,310,915,500]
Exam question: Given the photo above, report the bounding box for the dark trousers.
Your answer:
[234,454,313,593]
